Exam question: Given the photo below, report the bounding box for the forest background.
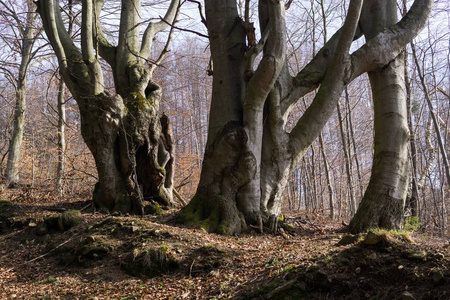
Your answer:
[0,0,448,234]
[0,0,450,298]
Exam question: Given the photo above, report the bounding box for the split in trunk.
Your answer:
[179,0,432,235]
[37,0,180,213]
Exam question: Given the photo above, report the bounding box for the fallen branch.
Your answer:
[173,188,187,206]
[2,231,80,274]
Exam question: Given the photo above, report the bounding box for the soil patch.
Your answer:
[1,191,449,299]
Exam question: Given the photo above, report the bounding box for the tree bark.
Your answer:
[349,0,410,233]
[5,0,37,186]
[180,0,432,235]
[405,49,420,217]
[179,0,364,234]
[37,0,179,213]
[56,78,66,196]
[319,133,335,219]
[337,96,356,216]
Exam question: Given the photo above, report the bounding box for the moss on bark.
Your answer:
[177,192,246,235]
[348,188,404,234]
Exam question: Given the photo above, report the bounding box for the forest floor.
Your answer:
[0,186,449,300]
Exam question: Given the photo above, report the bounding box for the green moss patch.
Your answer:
[121,244,179,278]
[144,202,163,215]
[75,234,120,260]
[177,193,245,235]
[58,210,84,231]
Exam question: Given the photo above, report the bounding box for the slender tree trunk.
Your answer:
[319,133,335,218]
[5,1,36,186]
[412,40,449,234]
[419,115,436,189]
[317,0,335,218]
[345,91,363,199]
[337,96,356,215]
[6,81,26,186]
[349,0,410,233]
[56,79,66,195]
[310,146,318,212]
[411,42,450,188]
[296,168,302,211]
[401,0,420,218]
[405,51,420,217]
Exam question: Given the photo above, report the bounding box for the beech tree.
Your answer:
[0,0,39,186]
[36,0,179,213]
[349,0,411,233]
[178,0,433,235]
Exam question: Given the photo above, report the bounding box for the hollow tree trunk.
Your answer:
[37,0,178,213]
[82,87,174,213]
[349,0,410,233]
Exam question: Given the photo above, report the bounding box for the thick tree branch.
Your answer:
[81,0,95,63]
[37,0,70,68]
[281,0,433,119]
[244,0,285,113]
[94,0,116,66]
[350,0,434,80]
[289,0,363,162]
[117,0,140,65]
[280,26,362,117]
[151,1,181,74]
[140,0,180,59]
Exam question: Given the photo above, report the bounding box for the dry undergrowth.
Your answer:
[0,186,449,299]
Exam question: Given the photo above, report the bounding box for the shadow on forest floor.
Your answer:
[0,191,449,299]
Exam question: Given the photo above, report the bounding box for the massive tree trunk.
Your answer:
[349,0,410,233]
[179,0,433,235]
[179,0,362,234]
[5,0,37,186]
[37,0,179,213]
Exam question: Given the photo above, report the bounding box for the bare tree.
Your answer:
[55,77,66,195]
[0,0,40,186]
[349,0,413,232]
[36,0,180,213]
[178,0,432,234]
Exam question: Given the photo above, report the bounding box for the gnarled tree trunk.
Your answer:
[179,0,363,234]
[37,0,179,213]
[179,0,432,235]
